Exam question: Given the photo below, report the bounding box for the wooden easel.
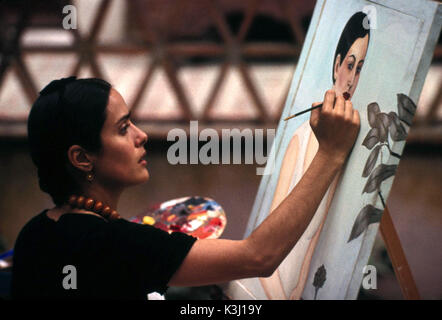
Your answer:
[379,207,420,299]
[379,76,442,301]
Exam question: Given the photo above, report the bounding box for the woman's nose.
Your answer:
[135,127,148,148]
[348,72,356,89]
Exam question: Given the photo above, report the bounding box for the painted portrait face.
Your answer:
[92,88,149,189]
[333,34,369,100]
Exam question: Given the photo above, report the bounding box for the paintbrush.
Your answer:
[284,92,350,121]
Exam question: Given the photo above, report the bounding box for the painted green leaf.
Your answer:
[362,128,379,149]
[362,164,397,194]
[388,112,407,141]
[362,145,381,178]
[367,102,380,128]
[348,205,383,242]
[397,93,417,126]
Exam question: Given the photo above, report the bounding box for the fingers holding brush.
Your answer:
[322,89,336,113]
[310,90,361,162]
[309,101,322,128]
[344,100,353,121]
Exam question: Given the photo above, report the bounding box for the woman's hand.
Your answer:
[310,90,360,164]
[169,91,361,286]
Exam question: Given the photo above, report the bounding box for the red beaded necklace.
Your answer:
[68,195,120,221]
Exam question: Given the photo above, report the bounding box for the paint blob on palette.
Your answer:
[131,196,227,239]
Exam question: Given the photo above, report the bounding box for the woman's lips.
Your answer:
[139,151,147,163]
[343,92,350,100]
[139,152,147,165]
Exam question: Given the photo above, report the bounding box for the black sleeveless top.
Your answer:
[11,210,196,300]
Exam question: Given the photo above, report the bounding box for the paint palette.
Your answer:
[131,196,227,239]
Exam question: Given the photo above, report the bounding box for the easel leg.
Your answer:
[380,207,420,299]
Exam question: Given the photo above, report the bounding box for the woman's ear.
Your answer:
[67,145,94,172]
[334,54,341,81]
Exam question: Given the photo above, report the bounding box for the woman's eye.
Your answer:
[120,123,130,134]
[356,66,362,74]
[347,63,354,71]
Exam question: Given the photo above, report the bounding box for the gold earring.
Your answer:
[86,172,94,182]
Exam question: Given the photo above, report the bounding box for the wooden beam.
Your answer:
[238,61,269,121]
[202,61,230,120]
[380,207,421,300]
[237,0,258,42]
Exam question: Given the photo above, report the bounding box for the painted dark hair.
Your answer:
[332,12,371,83]
[27,77,111,206]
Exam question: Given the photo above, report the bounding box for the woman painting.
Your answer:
[259,12,370,299]
[11,75,360,299]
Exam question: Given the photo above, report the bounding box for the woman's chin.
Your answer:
[141,169,150,182]
[132,170,150,185]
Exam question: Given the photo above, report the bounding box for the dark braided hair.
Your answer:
[27,77,111,206]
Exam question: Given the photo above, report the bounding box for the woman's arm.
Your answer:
[168,90,359,287]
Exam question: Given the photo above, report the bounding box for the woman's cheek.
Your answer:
[336,68,347,95]
[343,67,352,82]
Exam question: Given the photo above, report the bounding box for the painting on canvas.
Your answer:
[224,0,441,300]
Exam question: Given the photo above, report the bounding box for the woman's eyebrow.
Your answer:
[115,111,131,126]
[357,59,365,65]
[347,54,356,62]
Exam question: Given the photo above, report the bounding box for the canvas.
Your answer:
[224,0,441,300]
